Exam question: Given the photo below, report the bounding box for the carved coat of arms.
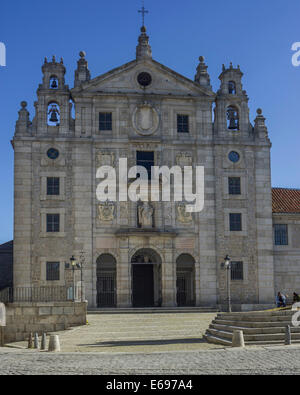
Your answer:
[132,103,159,136]
[177,203,193,224]
[98,202,115,222]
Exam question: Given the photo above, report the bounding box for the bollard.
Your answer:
[285,325,292,345]
[28,333,33,349]
[232,330,245,348]
[48,335,61,352]
[41,333,47,351]
[34,333,39,349]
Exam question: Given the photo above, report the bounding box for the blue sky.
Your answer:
[0,0,300,243]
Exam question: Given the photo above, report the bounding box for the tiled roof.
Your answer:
[272,188,300,214]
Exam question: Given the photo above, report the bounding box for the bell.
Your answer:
[49,109,59,123]
[228,118,238,130]
[228,82,236,94]
[50,79,58,89]
[227,109,238,130]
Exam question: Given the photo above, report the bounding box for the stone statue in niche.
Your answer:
[138,201,154,228]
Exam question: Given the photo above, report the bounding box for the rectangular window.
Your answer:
[228,177,241,195]
[99,112,112,131]
[47,177,60,196]
[177,115,189,133]
[46,262,60,281]
[136,151,154,179]
[230,213,242,231]
[274,224,288,246]
[46,214,60,233]
[231,261,243,281]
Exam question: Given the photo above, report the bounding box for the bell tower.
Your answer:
[214,63,251,137]
[34,56,73,135]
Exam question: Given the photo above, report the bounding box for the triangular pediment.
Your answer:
[72,58,215,98]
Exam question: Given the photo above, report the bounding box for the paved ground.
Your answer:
[2,346,300,375]
[8,312,220,353]
[4,312,300,375]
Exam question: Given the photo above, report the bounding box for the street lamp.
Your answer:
[222,255,232,313]
[65,256,81,301]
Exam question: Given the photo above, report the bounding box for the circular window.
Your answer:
[47,148,59,160]
[137,72,152,87]
[228,151,240,163]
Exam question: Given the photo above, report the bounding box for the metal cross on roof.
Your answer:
[138,1,149,26]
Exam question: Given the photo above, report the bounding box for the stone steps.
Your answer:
[205,310,300,346]
[88,307,219,314]
[211,323,300,335]
[212,319,295,328]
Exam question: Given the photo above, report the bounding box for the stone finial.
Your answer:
[15,100,31,136]
[194,56,211,89]
[136,26,152,60]
[254,108,268,139]
[74,50,91,88]
[52,55,56,63]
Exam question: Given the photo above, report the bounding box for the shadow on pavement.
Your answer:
[78,337,207,348]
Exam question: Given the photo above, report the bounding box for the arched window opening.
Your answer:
[227,106,239,130]
[176,254,195,307]
[228,81,236,95]
[96,254,117,308]
[49,76,59,89]
[47,102,60,126]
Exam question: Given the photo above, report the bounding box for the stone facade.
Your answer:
[11,27,299,309]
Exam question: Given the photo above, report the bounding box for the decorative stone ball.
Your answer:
[79,51,86,58]
[141,26,146,33]
[199,56,205,63]
[257,108,263,115]
[21,101,27,109]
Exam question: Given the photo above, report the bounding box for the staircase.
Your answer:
[204,310,300,346]
[88,307,219,314]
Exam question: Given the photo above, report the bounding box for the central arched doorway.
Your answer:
[96,254,117,308]
[131,249,162,308]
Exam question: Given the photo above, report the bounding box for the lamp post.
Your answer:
[79,250,85,302]
[70,256,77,302]
[65,256,82,302]
[223,255,232,313]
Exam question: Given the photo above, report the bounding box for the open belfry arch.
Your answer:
[14,15,297,311]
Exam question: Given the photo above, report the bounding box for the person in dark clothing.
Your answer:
[293,292,300,303]
[276,292,287,308]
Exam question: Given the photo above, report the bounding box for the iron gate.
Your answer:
[97,273,116,307]
[177,272,195,307]
[177,273,187,307]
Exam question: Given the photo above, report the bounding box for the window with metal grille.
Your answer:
[46,262,60,281]
[229,213,242,231]
[99,112,112,131]
[228,177,241,195]
[46,214,60,233]
[136,151,154,179]
[231,261,243,281]
[177,115,189,133]
[47,177,60,196]
[274,224,288,245]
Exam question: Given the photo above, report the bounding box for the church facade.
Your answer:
[12,27,300,309]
